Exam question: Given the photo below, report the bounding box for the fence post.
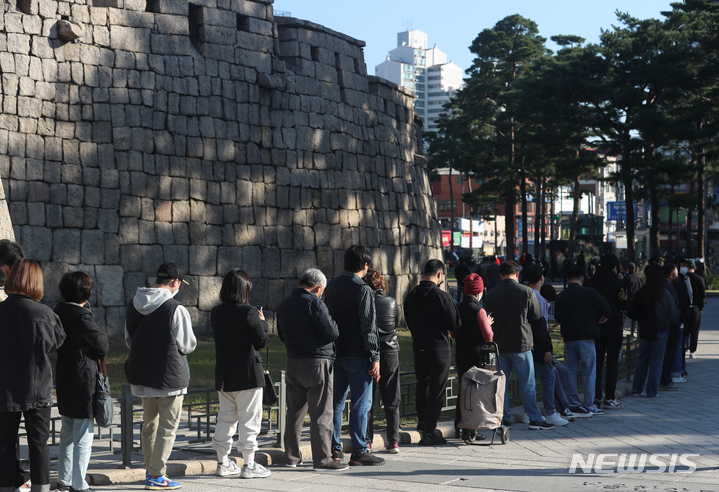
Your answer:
[276,370,286,448]
[120,383,134,469]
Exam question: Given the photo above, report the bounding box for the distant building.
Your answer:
[375,30,463,135]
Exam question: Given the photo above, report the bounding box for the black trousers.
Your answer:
[660,327,682,386]
[686,306,702,353]
[0,407,51,488]
[414,352,451,435]
[595,327,623,401]
[367,351,401,446]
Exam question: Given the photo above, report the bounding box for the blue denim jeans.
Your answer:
[534,362,556,414]
[632,331,669,398]
[552,358,582,409]
[564,339,597,406]
[57,416,94,490]
[670,326,684,376]
[499,350,543,422]
[332,357,373,455]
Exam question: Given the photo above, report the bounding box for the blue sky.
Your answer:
[272,0,674,73]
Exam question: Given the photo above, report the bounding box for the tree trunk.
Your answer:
[449,167,455,252]
[649,182,660,259]
[623,173,636,261]
[667,185,674,255]
[550,188,556,241]
[521,169,528,256]
[697,155,706,259]
[505,178,516,260]
[686,182,693,257]
[568,174,581,262]
[534,170,542,258]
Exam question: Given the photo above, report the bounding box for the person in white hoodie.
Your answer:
[125,262,197,490]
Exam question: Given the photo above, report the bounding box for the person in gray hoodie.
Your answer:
[125,262,197,490]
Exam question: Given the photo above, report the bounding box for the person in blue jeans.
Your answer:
[555,266,612,415]
[483,261,552,429]
[324,245,384,466]
[628,265,679,398]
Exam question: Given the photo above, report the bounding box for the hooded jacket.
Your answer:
[403,280,460,357]
[55,302,109,419]
[0,294,65,412]
[125,287,197,397]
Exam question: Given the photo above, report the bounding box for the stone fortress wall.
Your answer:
[0,0,442,337]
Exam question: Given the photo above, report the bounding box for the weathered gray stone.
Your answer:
[95,265,125,306]
[53,229,81,263]
[198,276,222,311]
[189,245,217,275]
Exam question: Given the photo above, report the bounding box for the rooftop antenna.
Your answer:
[402,20,413,32]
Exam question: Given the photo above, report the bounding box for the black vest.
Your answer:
[125,298,188,390]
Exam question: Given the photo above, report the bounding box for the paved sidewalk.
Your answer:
[31,299,719,490]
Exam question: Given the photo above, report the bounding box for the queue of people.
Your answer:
[0,238,708,490]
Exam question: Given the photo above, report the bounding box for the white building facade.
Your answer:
[375,30,463,134]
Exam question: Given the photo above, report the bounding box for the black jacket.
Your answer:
[325,272,379,361]
[555,283,612,342]
[375,290,399,352]
[0,294,65,412]
[211,302,269,392]
[584,268,627,329]
[688,272,706,310]
[455,296,485,370]
[531,317,553,364]
[621,272,643,301]
[278,287,338,359]
[404,281,460,357]
[627,288,679,340]
[55,302,109,419]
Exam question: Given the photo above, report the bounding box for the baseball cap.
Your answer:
[156,262,189,285]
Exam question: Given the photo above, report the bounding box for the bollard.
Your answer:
[276,370,286,448]
[120,383,135,469]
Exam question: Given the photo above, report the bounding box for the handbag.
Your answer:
[93,357,113,427]
[263,370,278,406]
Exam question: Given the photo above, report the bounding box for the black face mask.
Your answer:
[438,280,443,287]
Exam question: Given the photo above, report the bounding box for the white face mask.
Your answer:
[679,267,689,275]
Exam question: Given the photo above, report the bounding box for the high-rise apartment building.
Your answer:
[375,30,463,134]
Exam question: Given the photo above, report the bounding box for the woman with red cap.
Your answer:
[453,273,493,436]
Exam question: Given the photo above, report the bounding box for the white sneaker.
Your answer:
[545,412,569,426]
[521,413,530,424]
[241,463,271,479]
[689,352,696,359]
[217,460,242,477]
[561,408,576,421]
[672,376,687,383]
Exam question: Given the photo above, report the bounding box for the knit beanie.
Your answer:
[464,273,484,295]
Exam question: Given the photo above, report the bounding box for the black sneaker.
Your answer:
[569,405,592,418]
[528,420,555,430]
[314,460,350,472]
[56,485,71,492]
[418,433,447,446]
[349,451,385,466]
[332,449,344,461]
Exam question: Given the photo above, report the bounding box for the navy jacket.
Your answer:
[278,287,339,359]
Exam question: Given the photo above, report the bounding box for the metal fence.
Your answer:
[109,328,639,466]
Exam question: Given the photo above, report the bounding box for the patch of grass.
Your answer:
[106,330,427,398]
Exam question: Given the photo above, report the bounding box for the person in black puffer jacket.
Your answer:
[55,272,109,492]
[363,269,401,453]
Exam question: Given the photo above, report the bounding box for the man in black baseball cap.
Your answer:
[125,261,196,489]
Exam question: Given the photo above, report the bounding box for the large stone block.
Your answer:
[95,265,125,306]
[81,229,105,264]
[198,276,222,311]
[189,245,217,275]
[53,229,81,263]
